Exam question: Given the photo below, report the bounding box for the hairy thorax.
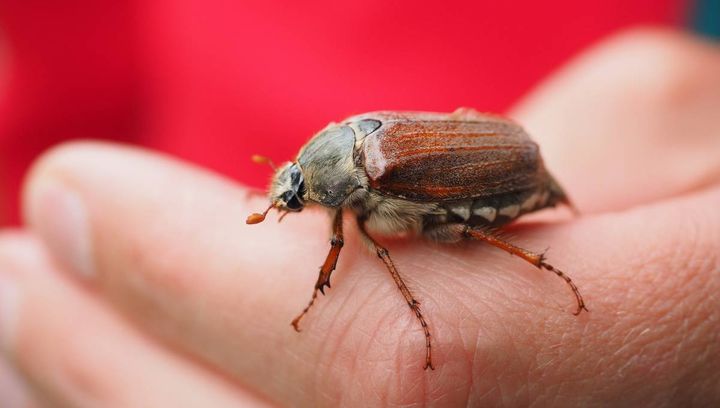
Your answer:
[344,188,439,237]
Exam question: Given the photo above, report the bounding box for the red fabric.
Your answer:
[0,0,686,225]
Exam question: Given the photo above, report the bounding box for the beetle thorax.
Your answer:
[296,123,363,208]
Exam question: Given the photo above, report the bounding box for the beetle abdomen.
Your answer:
[421,175,569,232]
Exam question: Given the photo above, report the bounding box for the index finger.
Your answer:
[23,139,720,406]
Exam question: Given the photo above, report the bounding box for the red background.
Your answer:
[0,1,686,225]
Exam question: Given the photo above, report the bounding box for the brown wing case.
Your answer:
[359,111,548,202]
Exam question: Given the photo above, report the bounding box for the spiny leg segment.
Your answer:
[463,226,588,315]
[291,209,344,331]
[358,220,434,370]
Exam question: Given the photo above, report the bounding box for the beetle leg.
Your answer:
[357,218,434,370]
[291,209,344,331]
[463,226,589,315]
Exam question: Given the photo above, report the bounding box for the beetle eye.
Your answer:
[282,190,303,210]
[286,194,303,210]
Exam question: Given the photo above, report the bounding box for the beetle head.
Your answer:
[246,161,306,224]
[270,162,306,212]
[246,122,363,225]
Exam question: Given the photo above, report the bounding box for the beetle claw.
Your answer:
[573,303,590,315]
[317,281,331,295]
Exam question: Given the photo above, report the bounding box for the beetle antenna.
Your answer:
[246,203,274,224]
[251,154,277,171]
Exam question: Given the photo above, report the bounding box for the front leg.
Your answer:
[291,209,344,331]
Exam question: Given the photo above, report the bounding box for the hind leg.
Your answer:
[424,224,589,315]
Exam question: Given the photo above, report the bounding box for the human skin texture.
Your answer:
[0,28,719,407]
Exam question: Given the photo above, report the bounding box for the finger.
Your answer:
[511,28,720,212]
[22,142,720,405]
[0,231,273,408]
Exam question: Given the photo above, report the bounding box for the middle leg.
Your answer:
[357,218,434,370]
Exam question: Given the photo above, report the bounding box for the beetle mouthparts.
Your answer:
[246,203,275,225]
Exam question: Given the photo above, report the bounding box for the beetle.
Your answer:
[247,108,588,370]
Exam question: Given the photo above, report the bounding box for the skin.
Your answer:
[0,28,719,407]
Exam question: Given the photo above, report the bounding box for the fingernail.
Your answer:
[27,183,94,278]
[0,276,21,353]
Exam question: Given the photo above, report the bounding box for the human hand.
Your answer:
[1,28,719,407]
